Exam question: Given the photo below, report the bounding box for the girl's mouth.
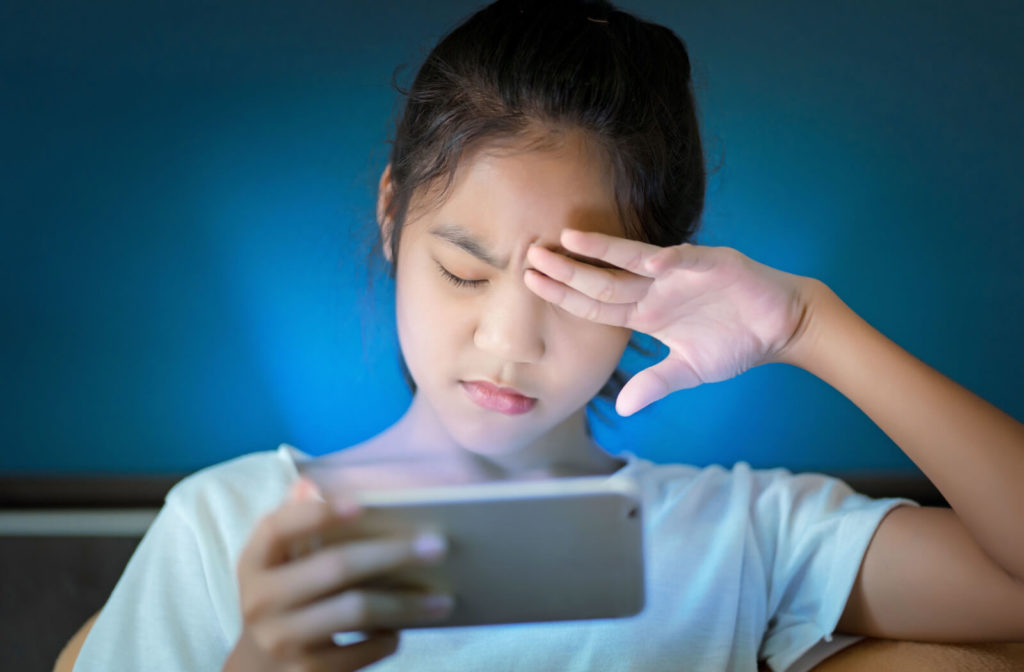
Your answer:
[460,380,537,415]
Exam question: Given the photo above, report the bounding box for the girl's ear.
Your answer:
[376,164,395,263]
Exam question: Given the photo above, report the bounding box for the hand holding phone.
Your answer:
[224,479,452,672]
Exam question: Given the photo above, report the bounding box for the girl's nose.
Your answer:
[473,284,545,364]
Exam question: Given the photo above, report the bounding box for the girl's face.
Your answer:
[379,131,633,459]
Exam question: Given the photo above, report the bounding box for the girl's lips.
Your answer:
[461,380,537,415]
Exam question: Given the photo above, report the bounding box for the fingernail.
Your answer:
[298,478,327,503]
[413,531,447,560]
[332,496,361,517]
[292,478,312,499]
[421,593,454,615]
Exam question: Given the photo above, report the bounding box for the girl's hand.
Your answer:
[524,230,817,417]
[225,478,453,672]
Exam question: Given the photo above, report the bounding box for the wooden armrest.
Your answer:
[808,638,1024,671]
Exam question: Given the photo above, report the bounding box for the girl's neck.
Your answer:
[382,392,625,481]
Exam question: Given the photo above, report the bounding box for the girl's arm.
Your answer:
[525,231,1024,641]
[53,611,98,672]
[782,278,1024,640]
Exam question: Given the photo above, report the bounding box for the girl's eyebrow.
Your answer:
[429,222,618,270]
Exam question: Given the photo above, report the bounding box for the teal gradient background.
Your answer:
[3,1,1022,475]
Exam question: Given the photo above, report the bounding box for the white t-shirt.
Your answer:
[74,444,918,672]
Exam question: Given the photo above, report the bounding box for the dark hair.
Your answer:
[364,0,706,428]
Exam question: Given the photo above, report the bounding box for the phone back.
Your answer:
[337,477,646,628]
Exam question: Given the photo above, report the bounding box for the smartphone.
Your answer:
[314,474,646,628]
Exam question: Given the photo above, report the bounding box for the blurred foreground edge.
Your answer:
[0,471,949,509]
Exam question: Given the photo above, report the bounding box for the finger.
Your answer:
[525,244,651,304]
[275,589,455,647]
[559,229,664,278]
[523,267,637,328]
[240,490,363,573]
[643,242,711,275]
[267,531,448,611]
[300,630,401,672]
[615,356,704,417]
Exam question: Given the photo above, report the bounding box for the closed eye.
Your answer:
[435,262,486,288]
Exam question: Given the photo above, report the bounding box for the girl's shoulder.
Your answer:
[164,444,301,530]
[629,458,895,524]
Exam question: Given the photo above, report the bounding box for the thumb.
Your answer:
[615,356,702,417]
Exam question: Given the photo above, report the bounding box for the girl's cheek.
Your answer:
[428,293,475,332]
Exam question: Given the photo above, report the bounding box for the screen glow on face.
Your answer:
[389,136,632,455]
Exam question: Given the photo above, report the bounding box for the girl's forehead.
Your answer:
[405,130,624,239]
[436,175,622,243]
[446,146,617,214]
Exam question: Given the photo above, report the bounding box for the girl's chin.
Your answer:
[442,415,539,457]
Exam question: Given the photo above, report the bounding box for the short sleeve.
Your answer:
[754,471,919,672]
[73,499,231,671]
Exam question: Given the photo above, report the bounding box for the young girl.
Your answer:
[69,1,1024,670]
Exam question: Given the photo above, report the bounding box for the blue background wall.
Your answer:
[3,1,1022,476]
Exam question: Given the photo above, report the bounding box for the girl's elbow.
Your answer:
[53,610,100,672]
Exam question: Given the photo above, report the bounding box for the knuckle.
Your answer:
[565,261,577,283]
[256,513,279,542]
[332,549,352,583]
[652,247,676,270]
[252,623,296,662]
[286,659,321,672]
[268,638,295,663]
[627,250,644,271]
[240,589,271,622]
[596,281,615,303]
[727,247,749,268]
[340,589,373,625]
[584,301,602,322]
[310,501,334,526]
